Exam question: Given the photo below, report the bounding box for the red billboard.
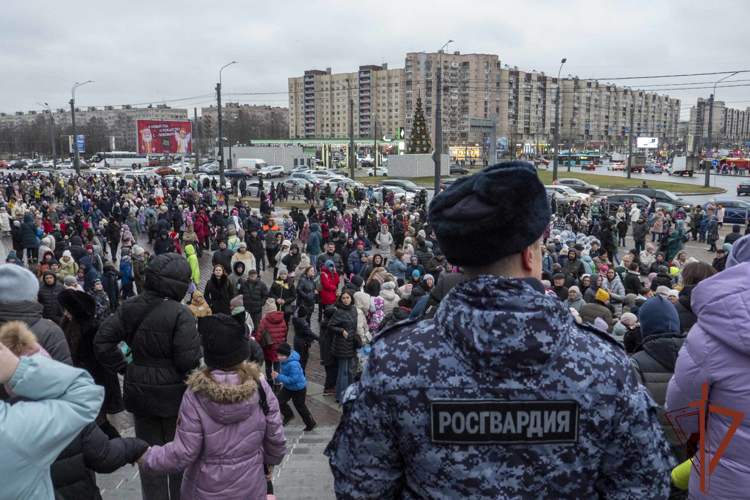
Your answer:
[137,120,192,155]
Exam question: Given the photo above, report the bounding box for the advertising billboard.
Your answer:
[68,135,85,153]
[137,120,192,155]
[637,136,659,149]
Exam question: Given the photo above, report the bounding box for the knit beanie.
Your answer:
[64,276,77,287]
[62,250,72,259]
[198,314,250,370]
[620,312,638,327]
[277,266,289,277]
[639,296,680,337]
[230,294,244,310]
[593,317,609,331]
[655,286,671,299]
[0,265,39,302]
[276,342,292,358]
[569,286,580,295]
[595,288,610,302]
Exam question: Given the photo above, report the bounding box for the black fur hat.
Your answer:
[428,161,551,266]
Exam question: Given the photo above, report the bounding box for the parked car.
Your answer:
[224,168,254,179]
[628,188,686,208]
[365,166,388,176]
[56,161,72,170]
[703,200,750,224]
[148,157,161,167]
[440,178,460,191]
[257,165,285,178]
[555,178,600,195]
[379,179,421,193]
[8,160,28,169]
[372,186,414,204]
[0,160,8,168]
[290,165,311,174]
[547,190,580,210]
[605,194,652,215]
[544,185,588,201]
[607,162,625,171]
[450,165,470,175]
[155,166,174,176]
[311,171,344,181]
[235,158,268,173]
[644,165,664,174]
[289,172,323,186]
[738,182,750,196]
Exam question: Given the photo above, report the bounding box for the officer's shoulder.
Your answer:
[373,316,434,347]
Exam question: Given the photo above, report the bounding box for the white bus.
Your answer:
[90,151,149,168]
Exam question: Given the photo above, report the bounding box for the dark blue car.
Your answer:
[703,200,750,224]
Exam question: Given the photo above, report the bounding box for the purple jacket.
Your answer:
[142,366,287,500]
[666,262,750,499]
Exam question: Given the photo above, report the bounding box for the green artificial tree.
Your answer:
[407,96,433,154]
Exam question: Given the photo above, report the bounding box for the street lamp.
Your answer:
[434,39,454,194]
[36,102,56,167]
[70,80,93,174]
[552,58,566,181]
[704,71,738,187]
[334,79,356,179]
[217,61,237,186]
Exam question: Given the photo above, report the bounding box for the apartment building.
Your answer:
[288,52,681,152]
[689,99,750,146]
[288,64,405,140]
[0,105,188,148]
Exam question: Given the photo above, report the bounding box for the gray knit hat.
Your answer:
[0,265,39,302]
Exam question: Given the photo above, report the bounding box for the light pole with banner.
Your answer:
[70,81,93,174]
[217,61,237,188]
[705,71,738,187]
[36,102,56,167]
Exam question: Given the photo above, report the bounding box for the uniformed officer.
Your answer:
[325,161,674,499]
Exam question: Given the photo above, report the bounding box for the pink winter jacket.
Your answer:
[142,366,287,500]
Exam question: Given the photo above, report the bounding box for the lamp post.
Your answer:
[217,61,237,187]
[433,39,453,194]
[37,102,56,167]
[552,58,566,181]
[70,81,93,175]
[704,71,738,187]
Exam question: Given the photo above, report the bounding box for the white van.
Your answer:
[235,158,268,173]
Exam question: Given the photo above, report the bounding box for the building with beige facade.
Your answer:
[688,98,750,148]
[288,64,405,140]
[289,52,682,155]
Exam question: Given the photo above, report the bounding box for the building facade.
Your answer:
[0,105,188,150]
[688,99,750,148]
[201,103,288,139]
[289,52,682,154]
[288,64,405,141]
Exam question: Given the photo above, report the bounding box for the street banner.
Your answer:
[137,120,192,154]
[68,135,85,153]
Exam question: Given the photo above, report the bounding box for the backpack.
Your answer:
[314,274,322,292]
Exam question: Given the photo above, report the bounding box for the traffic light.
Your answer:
[397,127,405,140]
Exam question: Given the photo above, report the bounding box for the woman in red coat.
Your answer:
[319,259,340,322]
[194,211,210,250]
[255,310,288,390]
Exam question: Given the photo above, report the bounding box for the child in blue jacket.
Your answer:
[119,255,134,301]
[271,342,317,431]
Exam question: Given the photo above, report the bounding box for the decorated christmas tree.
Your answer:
[406,96,433,154]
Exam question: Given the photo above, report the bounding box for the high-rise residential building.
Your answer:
[405,51,500,153]
[689,99,750,147]
[287,52,682,154]
[288,64,405,140]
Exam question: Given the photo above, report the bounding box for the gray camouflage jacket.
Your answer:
[325,275,673,499]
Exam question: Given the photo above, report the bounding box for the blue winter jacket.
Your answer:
[388,257,409,279]
[277,350,307,391]
[79,256,99,292]
[0,356,103,500]
[120,262,134,286]
[306,223,322,255]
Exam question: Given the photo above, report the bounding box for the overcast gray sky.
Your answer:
[3,0,750,120]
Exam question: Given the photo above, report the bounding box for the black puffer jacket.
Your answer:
[38,270,64,324]
[51,422,149,500]
[673,285,697,334]
[329,304,358,359]
[94,253,202,418]
[378,306,412,332]
[239,279,269,314]
[414,245,433,268]
[69,235,86,262]
[212,247,235,274]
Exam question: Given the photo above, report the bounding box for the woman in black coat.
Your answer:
[328,290,358,402]
[203,264,234,315]
[269,266,297,325]
[57,289,124,420]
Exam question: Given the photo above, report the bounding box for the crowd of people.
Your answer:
[1,162,749,499]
